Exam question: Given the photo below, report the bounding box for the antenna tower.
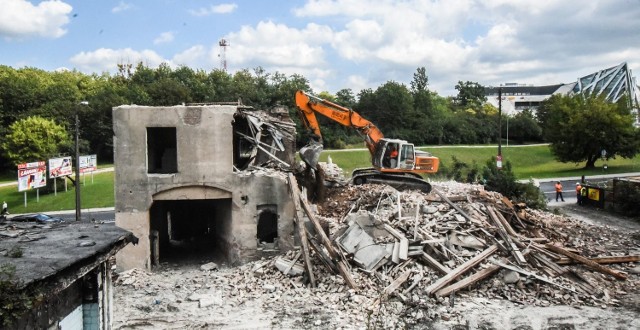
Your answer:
[219,38,229,71]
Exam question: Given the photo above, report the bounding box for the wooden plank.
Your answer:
[421,252,451,275]
[433,188,474,223]
[384,224,409,261]
[297,180,359,290]
[492,260,577,293]
[494,207,518,237]
[555,255,640,265]
[436,262,500,297]
[384,269,413,295]
[305,233,339,273]
[425,244,499,295]
[545,244,628,280]
[369,269,413,310]
[402,272,424,295]
[486,205,527,264]
[413,202,420,240]
[436,249,531,297]
[287,173,316,288]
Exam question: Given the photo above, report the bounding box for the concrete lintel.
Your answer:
[152,185,232,200]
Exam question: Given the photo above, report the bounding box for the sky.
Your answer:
[1,0,639,97]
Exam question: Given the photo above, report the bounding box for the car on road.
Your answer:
[9,213,64,223]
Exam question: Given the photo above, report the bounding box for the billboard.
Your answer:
[18,161,47,192]
[80,154,97,173]
[49,156,73,178]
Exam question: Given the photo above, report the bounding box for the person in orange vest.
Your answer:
[575,182,582,205]
[555,181,565,202]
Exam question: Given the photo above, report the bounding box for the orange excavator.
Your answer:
[295,90,439,192]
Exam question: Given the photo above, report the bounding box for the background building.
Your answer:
[485,62,640,126]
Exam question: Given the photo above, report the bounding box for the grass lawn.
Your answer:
[320,144,640,179]
[0,171,114,215]
[2,145,639,214]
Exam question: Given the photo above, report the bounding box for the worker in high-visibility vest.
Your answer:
[575,183,582,204]
[555,181,565,202]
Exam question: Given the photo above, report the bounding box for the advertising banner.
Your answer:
[49,156,73,178]
[80,154,97,173]
[17,161,47,192]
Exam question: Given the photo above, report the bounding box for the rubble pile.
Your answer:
[287,178,639,324]
[113,179,639,329]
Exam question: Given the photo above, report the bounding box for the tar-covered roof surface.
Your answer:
[0,221,134,286]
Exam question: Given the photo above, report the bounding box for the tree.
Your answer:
[506,110,542,144]
[538,94,640,168]
[454,81,486,110]
[354,81,413,139]
[2,116,71,165]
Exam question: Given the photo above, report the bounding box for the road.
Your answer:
[538,172,640,205]
[46,209,114,223]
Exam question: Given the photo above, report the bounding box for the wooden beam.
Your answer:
[368,269,413,310]
[433,188,474,223]
[420,252,451,275]
[425,244,498,295]
[486,205,527,264]
[555,255,640,265]
[436,262,499,297]
[545,244,628,280]
[297,182,359,290]
[287,173,316,288]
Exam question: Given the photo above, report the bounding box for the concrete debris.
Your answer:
[113,175,640,329]
[200,262,218,271]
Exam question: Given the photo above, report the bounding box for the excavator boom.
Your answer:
[295,90,383,156]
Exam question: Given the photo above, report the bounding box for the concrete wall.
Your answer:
[113,105,295,269]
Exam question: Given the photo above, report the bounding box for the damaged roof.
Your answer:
[0,221,135,287]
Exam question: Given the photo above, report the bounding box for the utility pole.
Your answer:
[75,101,88,221]
[497,88,503,169]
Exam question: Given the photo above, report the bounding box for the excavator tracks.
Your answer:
[351,168,432,193]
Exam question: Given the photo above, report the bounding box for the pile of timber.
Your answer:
[286,176,639,308]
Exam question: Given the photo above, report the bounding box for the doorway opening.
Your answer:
[149,198,232,266]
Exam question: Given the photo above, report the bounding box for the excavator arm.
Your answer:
[295,90,384,162]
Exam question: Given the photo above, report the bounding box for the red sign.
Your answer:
[496,155,503,169]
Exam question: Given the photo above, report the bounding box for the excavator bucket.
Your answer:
[299,140,323,168]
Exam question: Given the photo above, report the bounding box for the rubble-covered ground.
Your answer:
[113,180,639,329]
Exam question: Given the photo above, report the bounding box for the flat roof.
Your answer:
[485,84,565,95]
[0,221,135,287]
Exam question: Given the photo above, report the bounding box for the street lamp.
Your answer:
[75,101,88,221]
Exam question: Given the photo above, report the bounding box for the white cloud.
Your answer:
[286,0,640,96]
[227,21,333,69]
[172,45,210,67]
[154,31,175,45]
[189,3,238,16]
[112,1,133,13]
[69,48,168,73]
[0,0,72,39]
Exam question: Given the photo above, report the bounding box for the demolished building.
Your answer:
[113,103,299,270]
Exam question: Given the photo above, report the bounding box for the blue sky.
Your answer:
[1,0,639,96]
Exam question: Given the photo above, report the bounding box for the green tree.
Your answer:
[354,81,413,139]
[2,116,71,165]
[537,94,640,168]
[454,81,486,110]
[506,110,542,144]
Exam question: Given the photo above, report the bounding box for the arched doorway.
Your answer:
[149,186,232,266]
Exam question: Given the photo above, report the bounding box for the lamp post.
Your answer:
[75,101,88,221]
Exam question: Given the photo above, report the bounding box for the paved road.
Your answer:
[536,172,640,206]
[51,209,114,223]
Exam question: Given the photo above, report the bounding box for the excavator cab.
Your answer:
[373,138,416,171]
